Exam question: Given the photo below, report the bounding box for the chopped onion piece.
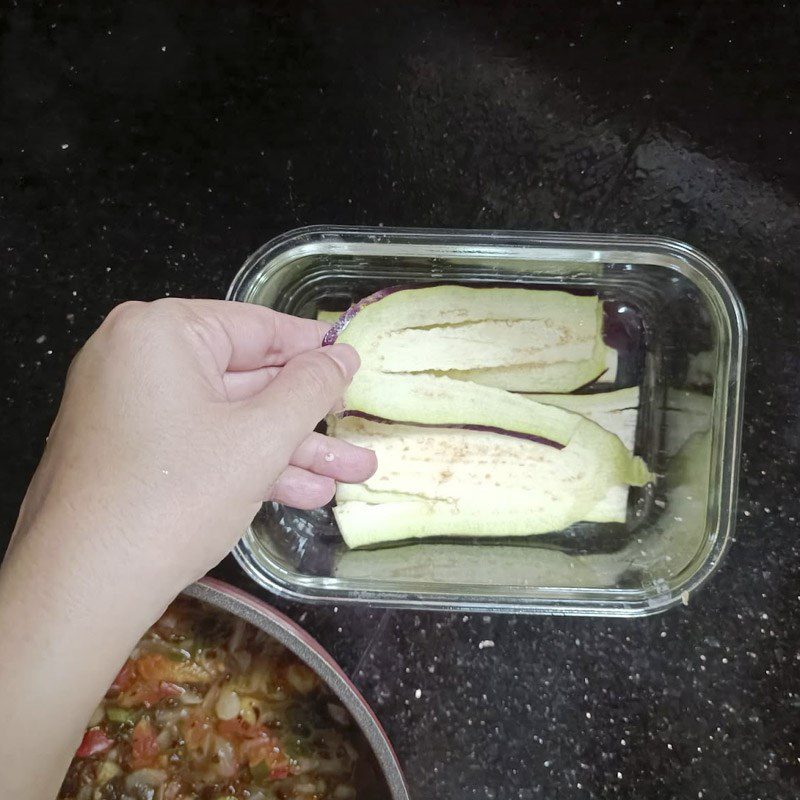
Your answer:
[213,735,238,778]
[214,687,241,720]
[327,703,350,726]
[156,725,176,749]
[343,741,359,762]
[95,760,121,786]
[293,755,321,775]
[286,663,317,694]
[126,767,167,787]
[233,648,252,672]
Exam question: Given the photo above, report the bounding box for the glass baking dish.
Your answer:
[227,226,746,617]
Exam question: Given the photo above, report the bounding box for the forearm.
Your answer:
[0,517,171,799]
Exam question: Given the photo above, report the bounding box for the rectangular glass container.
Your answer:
[227,226,746,616]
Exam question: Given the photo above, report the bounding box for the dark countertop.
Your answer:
[2,2,799,798]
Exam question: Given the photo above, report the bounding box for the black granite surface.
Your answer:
[2,2,799,798]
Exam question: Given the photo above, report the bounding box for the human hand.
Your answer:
[10,298,376,601]
[0,298,376,799]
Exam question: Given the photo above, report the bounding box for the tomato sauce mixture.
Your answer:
[59,599,364,800]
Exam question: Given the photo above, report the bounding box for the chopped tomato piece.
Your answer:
[109,659,181,708]
[240,734,291,780]
[108,659,137,695]
[76,727,113,758]
[135,652,212,685]
[269,763,291,780]
[117,679,183,708]
[217,716,260,739]
[158,681,183,700]
[130,718,160,769]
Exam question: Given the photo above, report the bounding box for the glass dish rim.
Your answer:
[227,225,747,617]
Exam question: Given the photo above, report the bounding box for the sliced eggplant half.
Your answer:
[326,285,615,392]
[331,415,650,547]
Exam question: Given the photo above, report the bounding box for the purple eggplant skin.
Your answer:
[335,410,566,450]
[321,287,407,346]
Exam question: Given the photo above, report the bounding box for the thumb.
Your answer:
[245,342,360,466]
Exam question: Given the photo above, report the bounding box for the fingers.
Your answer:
[269,466,336,509]
[264,433,376,511]
[100,299,332,377]
[171,299,331,372]
[289,432,377,482]
[222,366,281,401]
[245,344,361,467]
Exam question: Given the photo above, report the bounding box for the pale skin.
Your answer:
[0,299,377,799]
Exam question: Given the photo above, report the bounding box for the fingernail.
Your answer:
[324,343,360,376]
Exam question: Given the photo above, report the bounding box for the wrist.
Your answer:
[0,520,172,800]
[4,498,180,643]
[10,503,187,623]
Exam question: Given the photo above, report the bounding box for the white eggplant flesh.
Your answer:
[366,318,598,372]
[442,338,616,391]
[332,286,612,392]
[525,387,639,449]
[331,416,650,547]
[344,369,582,447]
[319,292,618,392]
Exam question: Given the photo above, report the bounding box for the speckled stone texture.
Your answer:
[2,2,799,798]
